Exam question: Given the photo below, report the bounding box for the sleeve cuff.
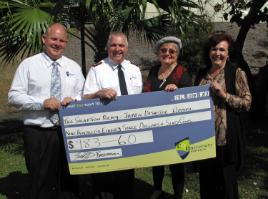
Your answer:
[32,103,44,110]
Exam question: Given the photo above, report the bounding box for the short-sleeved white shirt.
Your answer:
[83,58,142,96]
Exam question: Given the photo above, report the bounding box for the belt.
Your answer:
[24,125,60,131]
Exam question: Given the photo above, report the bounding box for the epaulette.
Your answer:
[91,61,102,67]
[129,61,139,67]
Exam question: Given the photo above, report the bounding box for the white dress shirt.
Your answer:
[8,52,85,127]
[83,58,142,96]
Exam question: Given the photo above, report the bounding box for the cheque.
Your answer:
[59,84,216,175]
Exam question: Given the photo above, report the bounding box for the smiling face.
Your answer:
[42,23,68,60]
[107,34,128,64]
[157,43,179,68]
[209,40,229,69]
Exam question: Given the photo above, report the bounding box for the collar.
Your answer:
[42,52,63,68]
[107,58,126,71]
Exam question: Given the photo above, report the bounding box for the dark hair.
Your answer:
[203,31,236,69]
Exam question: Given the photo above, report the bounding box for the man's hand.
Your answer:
[84,88,117,100]
[61,97,74,107]
[43,97,61,110]
[97,88,117,100]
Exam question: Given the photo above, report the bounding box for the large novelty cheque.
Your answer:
[59,85,216,175]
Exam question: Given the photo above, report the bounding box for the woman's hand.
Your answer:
[164,84,177,92]
[211,81,227,99]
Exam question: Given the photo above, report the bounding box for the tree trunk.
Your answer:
[79,0,87,77]
[235,0,267,120]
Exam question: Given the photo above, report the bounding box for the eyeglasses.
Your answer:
[159,48,177,54]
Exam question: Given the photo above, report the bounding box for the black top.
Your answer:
[143,64,192,92]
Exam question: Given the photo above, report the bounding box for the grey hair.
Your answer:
[106,32,128,47]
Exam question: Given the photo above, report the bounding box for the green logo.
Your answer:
[175,138,190,159]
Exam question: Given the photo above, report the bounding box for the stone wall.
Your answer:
[64,22,268,76]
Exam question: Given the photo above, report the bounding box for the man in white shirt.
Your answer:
[83,32,142,199]
[8,23,85,199]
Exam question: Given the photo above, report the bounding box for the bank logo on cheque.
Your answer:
[175,138,190,159]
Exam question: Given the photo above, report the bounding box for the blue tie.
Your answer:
[50,62,61,125]
[51,62,61,100]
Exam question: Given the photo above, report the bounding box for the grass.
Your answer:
[0,133,28,199]
[0,120,267,199]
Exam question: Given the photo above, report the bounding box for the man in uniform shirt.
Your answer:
[83,32,142,199]
[8,23,85,199]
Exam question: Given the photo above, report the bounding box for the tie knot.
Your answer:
[118,64,122,69]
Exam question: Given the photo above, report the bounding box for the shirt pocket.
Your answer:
[65,75,78,96]
[130,76,142,94]
[100,78,118,90]
[28,71,49,97]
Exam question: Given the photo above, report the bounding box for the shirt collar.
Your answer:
[42,52,63,68]
[107,57,126,71]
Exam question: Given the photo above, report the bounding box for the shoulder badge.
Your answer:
[129,61,139,67]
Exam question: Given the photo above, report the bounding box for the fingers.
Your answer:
[164,84,177,92]
[210,81,226,98]
[61,97,74,106]
[43,97,61,110]
[98,88,117,100]
[44,97,75,110]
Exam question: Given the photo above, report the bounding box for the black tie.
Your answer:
[118,64,128,95]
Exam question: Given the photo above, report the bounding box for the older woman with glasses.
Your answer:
[143,36,192,199]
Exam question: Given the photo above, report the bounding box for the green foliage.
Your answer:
[0,0,52,63]
[208,0,268,27]
[161,15,213,75]
[223,0,268,26]
[0,0,209,64]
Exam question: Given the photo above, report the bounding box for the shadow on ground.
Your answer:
[0,171,29,199]
[0,173,173,199]
[244,120,268,198]
[134,179,173,199]
[0,117,23,137]
[0,118,24,155]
